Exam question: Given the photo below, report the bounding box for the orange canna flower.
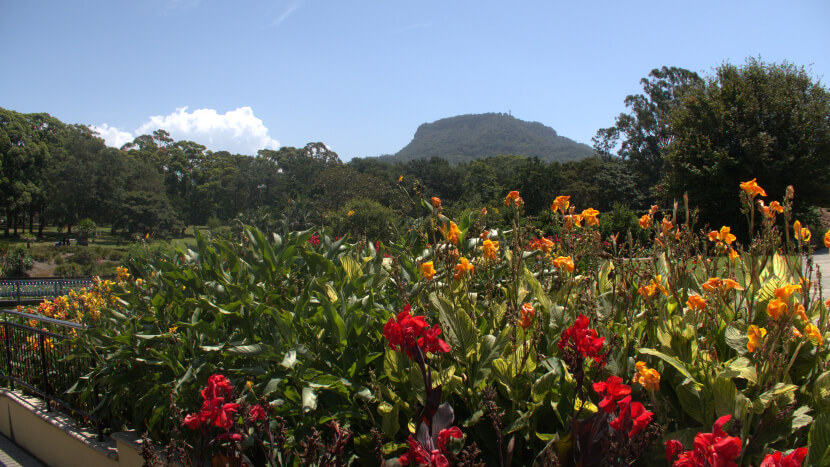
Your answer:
[581,208,600,227]
[728,248,739,262]
[638,275,669,298]
[398,175,404,183]
[420,261,437,280]
[792,326,803,338]
[794,303,809,323]
[431,197,441,208]
[661,218,673,236]
[439,221,461,245]
[774,284,802,301]
[767,298,788,320]
[552,256,575,273]
[519,303,535,329]
[551,195,570,213]
[686,295,707,311]
[649,205,659,215]
[747,325,766,352]
[504,190,524,208]
[825,229,830,248]
[708,226,736,244]
[454,257,474,280]
[632,361,660,391]
[482,239,499,260]
[564,214,583,231]
[793,220,811,242]
[529,237,554,253]
[638,214,652,229]
[805,324,823,345]
[740,178,766,198]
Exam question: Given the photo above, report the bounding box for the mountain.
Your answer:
[378,113,594,164]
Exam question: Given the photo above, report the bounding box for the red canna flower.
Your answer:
[201,374,234,401]
[609,396,653,438]
[183,413,202,430]
[247,404,266,422]
[665,439,685,462]
[436,426,463,452]
[668,415,743,467]
[592,376,631,413]
[384,305,449,358]
[418,324,451,355]
[558,314,606,365]
[760,447,808,467]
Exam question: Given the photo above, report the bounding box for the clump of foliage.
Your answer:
[0,244,34,277]
[58,178,830,466]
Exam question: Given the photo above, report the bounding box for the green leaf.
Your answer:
[719,357,757,385]
[281,350,298,369]
[262,378,283,396]
[225,343,268,356]
[302,387,317,412]
[724,323,748,356]
[809,413,830,466]
[712,376,737,417]
[637,348,699,384]
[676,380,706,424]
[751,383,798,414]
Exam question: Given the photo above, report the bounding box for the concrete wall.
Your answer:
[0,389,151,467]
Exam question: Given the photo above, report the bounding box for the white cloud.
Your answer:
[135,106,280,154]
[273,0,305,27]
[90,123,135,149]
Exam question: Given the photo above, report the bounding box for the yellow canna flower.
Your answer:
[347,210,355,217]
[728,248,739,262]
[398,175,403,183]
[805,324,823,345]
[552,256,575,273]
[581,208,600,227]
[747,325,766,352]
[767,298,788,320]
[740,178,767,198]
[169,326,178,333]
[686,295,707,311]
[632,361,661,391]
[638,214,652,229]
[482,239,499,260]
[550,195,570,214]
[420,261,436,280]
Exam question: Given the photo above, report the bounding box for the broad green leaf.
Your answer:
[637,348,699,384]
[302,387,317,412]
[281,350,298,369]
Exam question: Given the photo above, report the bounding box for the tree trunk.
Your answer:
[12,210,18,236]
[29,205,34,235]
[38,203,45,238]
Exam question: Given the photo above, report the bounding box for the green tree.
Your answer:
[593,67,703,203]
[666,59,830,229]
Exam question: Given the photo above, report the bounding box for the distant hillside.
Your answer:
[379,113,594,164]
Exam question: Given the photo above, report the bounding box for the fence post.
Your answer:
[3,322,13,390]
[38,334,52,412]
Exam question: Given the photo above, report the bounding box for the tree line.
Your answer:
[1,58,828,242]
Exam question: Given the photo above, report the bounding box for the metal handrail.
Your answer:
[0,309,102,439]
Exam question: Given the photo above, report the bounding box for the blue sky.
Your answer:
[1,1,828,160]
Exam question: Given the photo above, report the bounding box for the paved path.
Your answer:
[808,249,830,302]
[0,434,44,467]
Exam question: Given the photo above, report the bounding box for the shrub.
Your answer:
[53,262,83,278]
[0,245,34,277]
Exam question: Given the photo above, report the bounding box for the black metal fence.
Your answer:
[0,308,102,439]
[0,278,96,303]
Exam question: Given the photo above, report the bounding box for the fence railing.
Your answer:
[0,278,95,303]
[0,308,102,439]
